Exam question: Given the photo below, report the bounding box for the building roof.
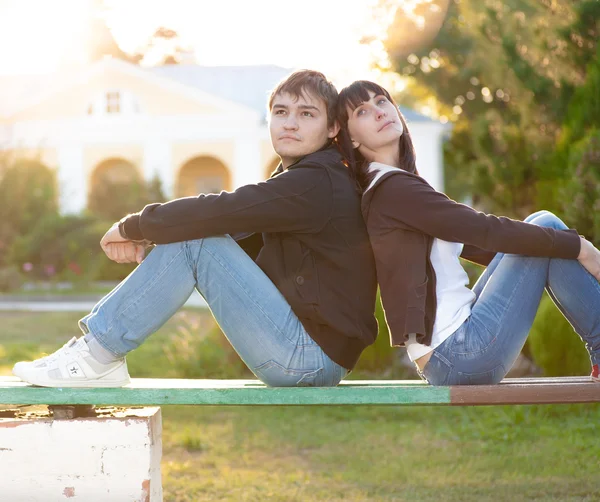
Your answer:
[150,64,292,119]
[0,60,440,123]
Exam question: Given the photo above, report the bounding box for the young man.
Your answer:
[13,70,378,388]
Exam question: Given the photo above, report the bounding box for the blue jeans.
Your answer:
[423,211,600,385]
[79,235,348,387]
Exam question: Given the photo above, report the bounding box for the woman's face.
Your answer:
[346,91,403,160]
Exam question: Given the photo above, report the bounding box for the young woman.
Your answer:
[337,80,600,385]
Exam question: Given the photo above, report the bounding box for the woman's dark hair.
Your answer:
[337,80,417,191]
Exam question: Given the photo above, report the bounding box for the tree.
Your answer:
[132,26,196,66]
[381,0,599,217]
[85,0,138,64]
[83,1,194,66]
[558,43,600,243]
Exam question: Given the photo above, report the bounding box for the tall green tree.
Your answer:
[558,42,600,243]
[382,0,598,217]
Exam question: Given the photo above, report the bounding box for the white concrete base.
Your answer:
[0,406,162,501]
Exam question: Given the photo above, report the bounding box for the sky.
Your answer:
[0,0,403,88]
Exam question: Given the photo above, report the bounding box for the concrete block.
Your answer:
[0,406,162,501]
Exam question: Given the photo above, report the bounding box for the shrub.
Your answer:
[7,213,136,283]
[88,173,166,222]
[0,266,23,292]
[560,130,600,245]
[0,158,58,265]
[163,312,250,379]
[528,293,591,376]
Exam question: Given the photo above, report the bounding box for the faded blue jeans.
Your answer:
[79,235,348,387]
[423,211,600,385]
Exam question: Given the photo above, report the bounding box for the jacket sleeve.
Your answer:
[369,226,431,346]
[121,164,332,244]
[460,244,496,267]
[372,174,581,260]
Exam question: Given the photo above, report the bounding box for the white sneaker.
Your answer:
[12,337,131,388]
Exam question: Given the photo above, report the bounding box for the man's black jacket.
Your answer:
[121,146,378,369]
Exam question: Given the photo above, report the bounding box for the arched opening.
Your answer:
[264,157,281,180]
[90,158,139,186]
[176,156,231,197]
[87,158,143,220]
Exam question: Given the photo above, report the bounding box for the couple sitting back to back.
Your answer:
[13,71,600,388]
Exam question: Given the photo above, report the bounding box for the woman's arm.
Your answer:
[460,244,496,267]
[371,173,581,260]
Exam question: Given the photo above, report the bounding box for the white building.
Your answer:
[0,58,448,214]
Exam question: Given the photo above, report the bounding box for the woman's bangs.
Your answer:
[340,81,388,113]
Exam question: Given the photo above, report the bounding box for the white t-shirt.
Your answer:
[366,163,475,361]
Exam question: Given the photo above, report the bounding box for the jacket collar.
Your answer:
[270,140,337,177]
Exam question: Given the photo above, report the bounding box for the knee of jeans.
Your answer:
[155,241,186,253]
[525,211,566,230]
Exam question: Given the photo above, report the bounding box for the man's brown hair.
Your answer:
[268,70,339,128]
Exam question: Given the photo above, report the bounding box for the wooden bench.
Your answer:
[1,376,598,501]
[1,375,599,406]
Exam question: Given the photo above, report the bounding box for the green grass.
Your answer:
[0,283,116,297]
[1,312,599,501]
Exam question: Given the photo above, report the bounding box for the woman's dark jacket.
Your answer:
[361,169,581,347]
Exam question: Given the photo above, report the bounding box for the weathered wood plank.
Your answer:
[451,377,600,405]
[0,377,450,406]
[0,376,597,406]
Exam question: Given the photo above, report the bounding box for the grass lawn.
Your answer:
[0,311,599,501]
[0,283,117,297]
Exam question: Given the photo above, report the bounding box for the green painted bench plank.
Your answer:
[1,376,598,406]
[0,377,449,406]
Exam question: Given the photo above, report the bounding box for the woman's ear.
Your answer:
[351,140,360,149]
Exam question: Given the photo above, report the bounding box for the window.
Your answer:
[106,91,121,114]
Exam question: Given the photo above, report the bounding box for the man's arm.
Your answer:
[120,164,332,244]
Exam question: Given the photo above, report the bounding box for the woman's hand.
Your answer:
[577,237,600,281]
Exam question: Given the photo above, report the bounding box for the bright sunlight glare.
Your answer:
[0,0,437,89]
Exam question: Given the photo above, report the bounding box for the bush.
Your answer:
[163,312,250,379]
[0,158,58,266]
[0,266,23,292]
[7,213,136,283]
[88,173,166,222]
[560,130,600,245]
[528,293,591,376]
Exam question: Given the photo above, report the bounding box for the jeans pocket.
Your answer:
[455,364,506,385]
[253,360,324,387]
[449,318,498,356]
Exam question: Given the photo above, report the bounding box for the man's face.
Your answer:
[269,91,340,168]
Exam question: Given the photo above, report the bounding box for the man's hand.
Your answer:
[100,223,147,264]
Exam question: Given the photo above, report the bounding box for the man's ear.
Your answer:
[328,121,341,138]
